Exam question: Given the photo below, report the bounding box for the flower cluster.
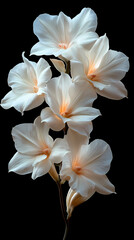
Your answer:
[2,8,129,225]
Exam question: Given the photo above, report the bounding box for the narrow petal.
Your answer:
[36,58,52,88]
[34,116,54,148]
[88,34,109,68]
[8,152,33,175]
[50,58,66,72]
[41,107,65,131]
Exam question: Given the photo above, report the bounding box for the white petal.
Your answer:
[8,152,33,175]
[79,139,113,174]
[68,120,93,137]
[32,159,52,180]
[64,128,89,158]
[71,59,86,82]
[96,80,128,99]
[68,80,97,109]
[89,173,115,194]
[46,73,72,113]
[70,106,101,121]
[36,58,52,88]
[71,8,97,37]
[88,34,109,68]
[41,107,65,131]
[98,50,129,80]
[34,116,54,148]
[69,173,95,197]
[49,138,69,164]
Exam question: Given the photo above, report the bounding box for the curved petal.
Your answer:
[96,80,128,99]
[79,139,113,174]
[69,173,95,197]
[49,138,69,164]
[8,152,33,175]
[88,34,109,68]
[41,107,65,131]
[32,159,52,180]
[71,8,97,37]
[64,128,89,157]
[68,120,93,137]
[34,116,54,148]
[12,123,40,155]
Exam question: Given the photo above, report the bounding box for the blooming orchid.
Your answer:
[30,8,98,59]
[2,7,129,240]
[41,72,100,136]
[1,53,52,114]
[71,35,129,99]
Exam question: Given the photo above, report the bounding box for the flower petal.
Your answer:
[41,107,65,131]
[12,123,40,155]
[50,58,66,72]
[69,173,95,197]
[49,138,69,164]
[71,8,97,37]
[79,139,113,174]
[88,34,109,68]
[8,152,33,175]
[32,159,52,180]
[68,120,93,137]
[64,128,89,157]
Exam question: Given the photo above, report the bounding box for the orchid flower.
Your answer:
[30,8,98,59]
[41,72,100,136]
[71,34,129,99]
[1,53,52,114]
[60,129,115,197]
[8,116,68,181]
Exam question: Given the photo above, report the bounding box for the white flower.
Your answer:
[71,34,129,100]
[1,53,52,114]
[66,188,95,218]
[8,116,68,180]
[60,129,115,197]
[41,72,100,136]
[30,8,98,59]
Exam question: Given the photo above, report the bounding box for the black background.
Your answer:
[1,0,133,239]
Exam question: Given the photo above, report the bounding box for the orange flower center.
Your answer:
[59,43,69,49]
[33,79,39,93]
[59,101,72,118]
[87,64,96,81]
[42,146,51,159]
[72,159,82,175]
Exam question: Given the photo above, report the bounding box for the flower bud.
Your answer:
[66,188,95,218]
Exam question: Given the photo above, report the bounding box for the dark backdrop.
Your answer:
[1,1,133,239]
